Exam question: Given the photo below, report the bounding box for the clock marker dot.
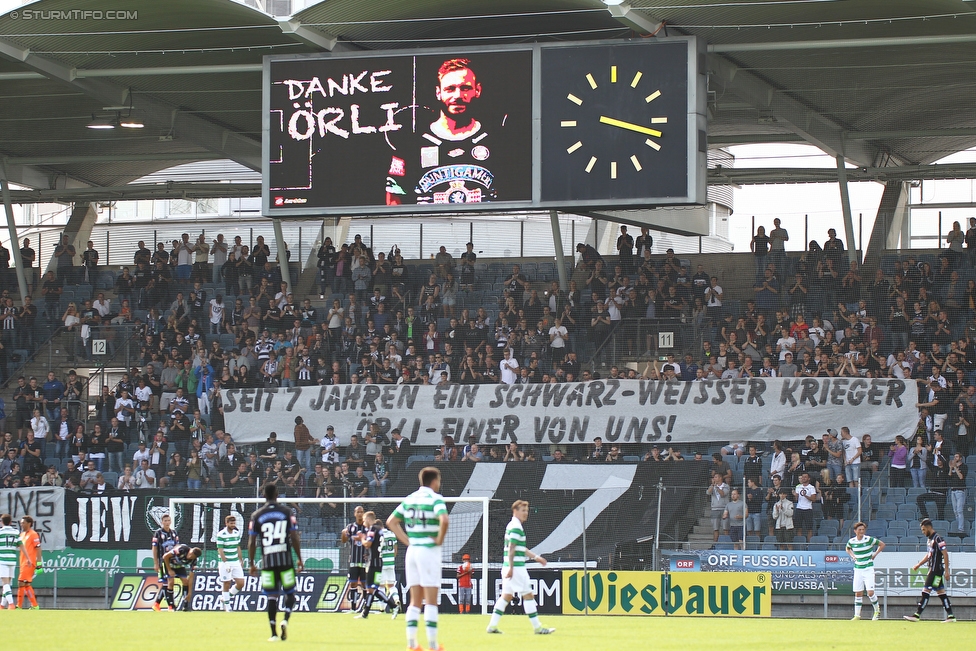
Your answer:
[560,120,577,127]
[645,138,662,151]
[630,71,643,88]
[567,141,583,154]
[586,73,597,89]
[610,66,617,83]
[610,161,617,179]
[585,156,597,173]
[630,155,642,172]
[567,93,583,106]
[651,117,668,124]
[645,90,661,103]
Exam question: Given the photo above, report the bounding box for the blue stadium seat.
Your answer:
[933,520,950,533]
[717,535,733,543]
[43,457,60,470]
[763,535,778,545]
[889,519,910,531]
[886,488,907,504]
[102,472,118,487]
[887,527,907,539]
[808,536,829,551]
[714,543,734,550]
[818,520,839,538]
[907,488,925,501]
[762,544,777,550]
[875,507,897,521]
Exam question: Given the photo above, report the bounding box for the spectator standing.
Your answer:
[751,226,770,280]
[53,234,76,285]
[948,453,968,533]
[211,234,228,285]
[616,225,634,275]
[723,489,746,550]
[293,416,314,472]
[841,427,862,488]
[793,473,819,542]
[769,218,789,276]
[707,473,730,543]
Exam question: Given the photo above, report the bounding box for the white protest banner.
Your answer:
[221,377,916,446]
[876,552,976,597]
[0,486,66,550]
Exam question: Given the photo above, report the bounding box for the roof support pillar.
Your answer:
[836,154,858,264]
[549,210,569,293]
[272,218,291,295]
[45,203,97,275]
[0,162,29,300]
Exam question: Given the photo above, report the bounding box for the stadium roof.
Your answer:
[2,0,976,200]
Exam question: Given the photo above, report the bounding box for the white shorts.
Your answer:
[219,561,244,582]
[381,567,397,586]
[404,545,441,589]
[853,568,876,593]
[501,566,532,597]
[0,563,14,580]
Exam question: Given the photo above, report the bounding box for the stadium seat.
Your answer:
[885,487,907,504]
[808,536,829,551]
[761,544,777,550]
[763,535,778,544]
[907,488,925,501]
[933,520,950,533]
[717,535,733,543]
[890,519,910,531]
[745,536,761,544]
[713,543,734,550]
[887,527,907,540]
[102,472,118,487]
[43,457,60,470]
[875,507,896,521]
[818,520,839,538]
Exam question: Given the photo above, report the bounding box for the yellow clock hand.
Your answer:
[599,116,662,138]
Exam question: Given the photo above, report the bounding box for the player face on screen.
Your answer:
[435,61,481,121]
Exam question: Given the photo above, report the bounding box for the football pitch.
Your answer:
[7,611,974,650]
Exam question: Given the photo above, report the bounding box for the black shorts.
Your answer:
[165,566,190,580]
[261,567,297,595]
[348,566,366,583]
[924,570,946,592]
[793,509,814,531]
[365,568,380,587]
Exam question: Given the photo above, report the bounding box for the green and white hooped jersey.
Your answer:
[0,526,20,565]
[846,535,879,570]
[391,486,448,548]
[380,529,397,566]
[502,517,527,569]
[216,526,242,563]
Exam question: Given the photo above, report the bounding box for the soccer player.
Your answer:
[161,543,201,611]
[151,513,180,611]
[17,516,41,609]
[456,553,473,614]
[387,467,450,651]
[0,514,20,609]
[379,520,401,618]
[904,518,956,622]
[217,514,245,613]
[341,505,368,613]
[845,521,884,620]
[356,511,395,619]
[486,500,555,635]
[249,483,303,642]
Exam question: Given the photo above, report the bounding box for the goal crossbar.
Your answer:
[169,496,491,614]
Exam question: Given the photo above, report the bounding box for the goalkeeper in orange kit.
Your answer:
[18,516,41,609]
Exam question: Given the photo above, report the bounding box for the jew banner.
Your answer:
[221,377,915,446]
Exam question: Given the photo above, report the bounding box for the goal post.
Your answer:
[168,496,492,615]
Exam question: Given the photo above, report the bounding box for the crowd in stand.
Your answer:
[2,223,976,522]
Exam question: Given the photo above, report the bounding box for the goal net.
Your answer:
[167,496,491,615]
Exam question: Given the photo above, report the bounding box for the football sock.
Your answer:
[229,585,241,596]
[267,597,279,637]
[221,591,229,607]
[489,597,510,628]
[350,587,359,611]
[854,597,862,617]
[465,604,470,613]
[17,586,24,608]
[284,593,296,621]
[0,584,10,606]
[155,587,165,604]
[869,595,879,611]
[362,591,375,615]
[916,592,930,615]
[373,588,391,606]
[424,604,439,649]
[406,605,422,648]
[26,586,36,608]
[939,594,953,617]
[523,597,542,630]
[459,602,464,613]
[165,588,176,608]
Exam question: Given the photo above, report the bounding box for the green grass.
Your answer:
[6,611,974,650]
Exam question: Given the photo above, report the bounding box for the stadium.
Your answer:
[0,0,975,647]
